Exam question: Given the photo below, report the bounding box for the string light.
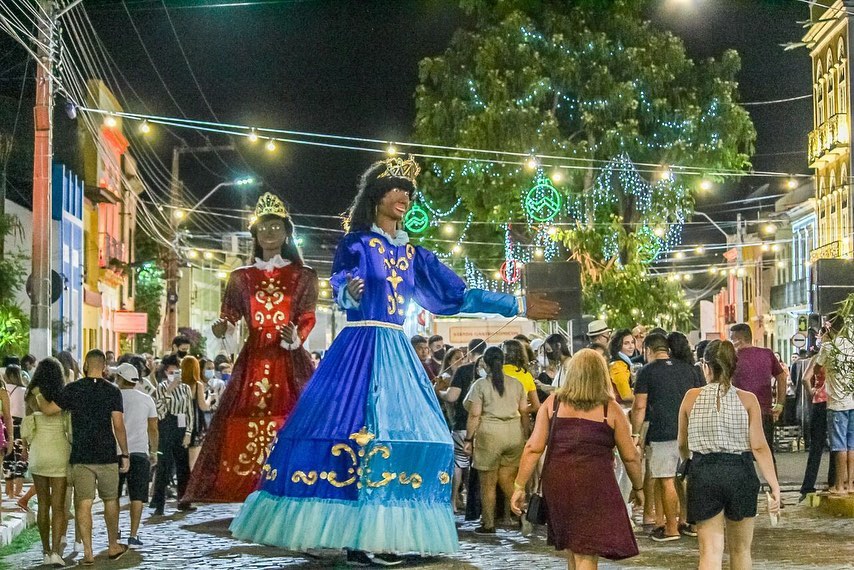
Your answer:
[551,170,563,183]
[265,139,276,152]
[187,250,198,259]
[203,251,213,260]
[248,129,258,143]
[173,209,185,220]
[760,243,770,252]
[762,223,777,235]
[694,246,705,254]
[787,177,798,189]
[216,271,228,280]
[452,244,462,254]
[674,251,685,260]
[139,120,150,134]
[776,260,786,268]
[526,156,539,170]
[700,179,712,191]
[442,223,454,236]
[104,114,117,128]
[387,144,397,156]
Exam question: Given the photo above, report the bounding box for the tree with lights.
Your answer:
[413,0,755,327]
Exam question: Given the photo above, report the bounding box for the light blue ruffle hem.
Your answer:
[230,490,459,555]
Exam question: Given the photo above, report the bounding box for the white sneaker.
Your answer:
[73,542,84,554]
[43,553,51,566]
[50,552,66,567]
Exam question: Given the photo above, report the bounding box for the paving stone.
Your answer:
[3,491,854,569]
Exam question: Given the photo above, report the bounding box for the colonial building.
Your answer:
[805,1,853,261]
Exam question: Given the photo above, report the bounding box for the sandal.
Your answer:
[108,545,129,561]
[15,498,31,513]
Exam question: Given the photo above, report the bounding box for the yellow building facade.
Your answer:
[806,1,853,260]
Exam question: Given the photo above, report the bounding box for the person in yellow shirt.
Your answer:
[501,339,541,416]
[608,329,636,406]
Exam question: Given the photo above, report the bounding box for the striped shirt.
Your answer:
[154,380,196,430]
[688,383,750,454]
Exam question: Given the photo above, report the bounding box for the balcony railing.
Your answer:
[809,112,849,167]
[99,233,126,268]
[770,277,809,311]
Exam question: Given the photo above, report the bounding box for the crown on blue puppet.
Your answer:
[376,154,421,185]
[249,192,289,228]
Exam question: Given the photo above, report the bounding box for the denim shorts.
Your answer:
[830,409,854,451]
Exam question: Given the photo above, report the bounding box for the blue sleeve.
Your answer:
[330,234,365,311]
[413,246,520,317]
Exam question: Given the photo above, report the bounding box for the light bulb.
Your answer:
[674,251,685,260]
[761,243,770,252]
[387,144,397,156]
[442,223,454,236]
[104,115,117,128]
[776,260,785,268]
[173,209,185,220]
[526,157,539,170]
[771,244,780,252]
[452,244,462,254]
[493,271,502,280]
[203,251,213,260]
[534,247,544,258]
[265,139,276,152]
[654,226,666,238]
[188,250,198,259]
[216,271,227,280]
[787,178,797,189]
[694,246,705,255]
[547,226,558,236]
[248,130,258,143]
[551,170,563,183]
[139,120,150,134]
[700,179,712,191]
[708,266,717,274]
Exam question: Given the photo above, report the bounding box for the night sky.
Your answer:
[0,0,813,274]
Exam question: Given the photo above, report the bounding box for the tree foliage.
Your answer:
[413,0,755,327]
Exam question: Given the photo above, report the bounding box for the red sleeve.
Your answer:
[220,269,248,324]
[294,267,318,343]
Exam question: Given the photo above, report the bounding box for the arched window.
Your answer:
[828,50,836,117]
[817,61,825,125]
[839,39,848,114]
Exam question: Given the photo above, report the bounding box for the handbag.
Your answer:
[526,396,561,525]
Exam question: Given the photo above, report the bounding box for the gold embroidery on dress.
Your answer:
[263,464,279,481]
[289,427,423,491]
[233,419,279,476]
[398,472,423,489]
[253,377,272,410]
[438,471,451,485]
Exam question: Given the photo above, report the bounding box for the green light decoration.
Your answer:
[523,175,562,222]
[403,202,430,233]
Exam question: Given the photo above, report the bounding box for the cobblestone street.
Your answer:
[4,490,854,569]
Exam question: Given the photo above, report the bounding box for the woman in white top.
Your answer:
[677,340,781,570]
[4,365,28,498]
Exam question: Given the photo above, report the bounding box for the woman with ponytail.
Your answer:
[463,347,530,535]
[678,340,781,570]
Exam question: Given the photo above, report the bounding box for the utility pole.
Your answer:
[161,143,235,353]
[30,0,55,359]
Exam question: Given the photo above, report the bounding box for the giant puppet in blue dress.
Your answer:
[230,156,558,560]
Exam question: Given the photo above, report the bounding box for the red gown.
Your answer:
[184,260,317,502]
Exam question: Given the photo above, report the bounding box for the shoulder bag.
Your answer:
[526,396,561,525]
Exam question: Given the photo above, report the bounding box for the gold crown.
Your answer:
[377,154,421,184]
[249,192,289,227]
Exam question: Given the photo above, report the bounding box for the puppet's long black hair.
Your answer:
[346,161,416,233]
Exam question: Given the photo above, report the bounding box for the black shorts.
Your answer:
[119,453,151,503]
[686,453,760,524]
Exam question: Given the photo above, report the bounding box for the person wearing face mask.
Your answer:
[535,334,571,401]
[184,193,318,505]
[150,354,194,516]
[428,335,445,378]
[170,335,192,361]
[230,157,559,565]
[200,358,225,416]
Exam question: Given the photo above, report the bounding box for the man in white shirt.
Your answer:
[816,315,854,495]
[114,363,159,546]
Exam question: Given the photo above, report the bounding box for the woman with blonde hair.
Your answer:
[511,349,643,570]
[678,340,780,570]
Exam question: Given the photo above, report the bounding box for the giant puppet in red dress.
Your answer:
[184,193,318,502]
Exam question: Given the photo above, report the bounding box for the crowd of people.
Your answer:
[407,319,793,569]
[0,335,238,567]
[3,314,847,568]
[2,155,851,570]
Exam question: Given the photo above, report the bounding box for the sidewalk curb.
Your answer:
[1,492,104,547]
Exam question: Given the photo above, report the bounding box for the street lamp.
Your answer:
[182,177,256,218]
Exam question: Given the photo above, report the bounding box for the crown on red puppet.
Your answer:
[249,192,289,228]
[376,154,421,184]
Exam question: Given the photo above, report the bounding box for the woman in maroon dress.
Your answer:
[511,349,643,569]
[184,193,318,502]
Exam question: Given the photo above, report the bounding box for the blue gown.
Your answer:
[230,228,519,555]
